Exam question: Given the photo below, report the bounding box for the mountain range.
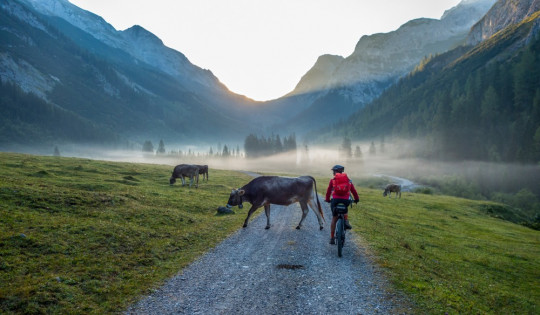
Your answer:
[266,0,497,133]
[318,0,540,163]
[1,0,538,156]
[0,0,266,150]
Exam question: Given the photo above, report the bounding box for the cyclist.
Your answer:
[325,165,359,245]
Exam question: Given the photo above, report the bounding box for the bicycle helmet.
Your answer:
[331,165,345,173]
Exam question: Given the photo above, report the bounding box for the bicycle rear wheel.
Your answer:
[336,218,344,257]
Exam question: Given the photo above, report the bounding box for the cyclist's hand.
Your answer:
[325,199,330,203]
[354,199,359,204]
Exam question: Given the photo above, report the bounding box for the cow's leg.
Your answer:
[307,198,324,230]
[243,205,260,228]
[264,204,271,229]
[296,201,310,229]
[195,173,199,188]
[181,175,186,186]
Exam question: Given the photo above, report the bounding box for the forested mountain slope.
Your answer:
[318,11,540,163]
[0,0,259,151]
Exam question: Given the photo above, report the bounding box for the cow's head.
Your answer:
[383,189,388,197]
[169,176,176,185]
[227,189,245,209]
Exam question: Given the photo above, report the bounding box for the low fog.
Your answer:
[40,139,540,200]
[8,137,539,222]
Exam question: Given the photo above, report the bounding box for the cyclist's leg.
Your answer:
[341,199,352,230]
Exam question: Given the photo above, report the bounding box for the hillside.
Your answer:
[0,0,261,150]
[318,10,540,164]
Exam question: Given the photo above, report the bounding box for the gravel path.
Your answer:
[125,189,411,314]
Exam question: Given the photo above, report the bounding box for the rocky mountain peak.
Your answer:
[291,54,344,95]
[441,0,497,21]
[122,25,164,46]
[19,0,222,91]
[22,0,118,44]
[123,25,163,45]
[289,0,496,103]
[467,0,540,45]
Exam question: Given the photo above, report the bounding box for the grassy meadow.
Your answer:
[1,152,538,314]
[0,152,252,314]
[345,188,539,314]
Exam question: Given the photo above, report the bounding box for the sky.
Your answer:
[69,0,462,101]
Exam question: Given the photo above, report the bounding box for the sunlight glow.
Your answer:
[68,0,461,101]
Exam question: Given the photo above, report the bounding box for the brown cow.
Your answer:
[383,184,401,198]
[226,176,325,230]
[170,164,200,188]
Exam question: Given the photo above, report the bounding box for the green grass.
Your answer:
[0,152,252,314]
[345,188,540,314]
[2,154,539,314]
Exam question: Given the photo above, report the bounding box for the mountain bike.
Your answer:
[334,202,349,257]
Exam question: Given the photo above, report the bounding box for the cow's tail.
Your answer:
[309,176,325,222]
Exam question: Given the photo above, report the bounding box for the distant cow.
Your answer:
[383,184,401,198]
[226,176,325,230]
[195,164,208,181]
[170,164,200,188]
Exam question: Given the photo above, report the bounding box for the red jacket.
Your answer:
[325,173,359,201]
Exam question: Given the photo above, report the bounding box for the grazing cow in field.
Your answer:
[226,176,325,230]
[170,164,200,188]
[195,164,208,181]
[383,184,401,198]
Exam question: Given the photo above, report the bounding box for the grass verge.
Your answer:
[0,152,252,314]
[343,186,539,314]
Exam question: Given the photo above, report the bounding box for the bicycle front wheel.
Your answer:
[336,218,344,257]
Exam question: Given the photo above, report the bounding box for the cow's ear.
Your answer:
[238,190,245,196]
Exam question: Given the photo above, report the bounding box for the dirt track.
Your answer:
[125,189,411,314]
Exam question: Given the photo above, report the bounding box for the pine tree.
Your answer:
[142,141,154,153]
[513,47,537,110]
[354,145,362,159]
[369,141,376,155]
[244,134,259,158]
[157,140,166,155]
[222,145,230,157]
[274,134,283,153]
[340,137,352,158]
